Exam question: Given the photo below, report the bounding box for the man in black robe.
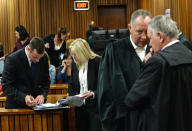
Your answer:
[178,32,192,51]
[125,15,192,131]
[97,9,152,131]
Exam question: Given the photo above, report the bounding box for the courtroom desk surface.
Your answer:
[0,94,69,107]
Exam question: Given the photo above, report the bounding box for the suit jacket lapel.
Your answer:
[87,60,93,91]
[20,48,33,80]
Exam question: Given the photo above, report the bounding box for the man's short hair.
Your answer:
[148,15,179,39]
[130,9,152,27]
[28,37,45,54]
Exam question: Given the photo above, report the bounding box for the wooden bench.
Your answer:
[49,84,68,94]
[0,84,68,96]
[46,94,68,103]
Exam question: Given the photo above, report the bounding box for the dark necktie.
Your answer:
[31,61,36,80]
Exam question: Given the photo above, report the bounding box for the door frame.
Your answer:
[96,4,127,29]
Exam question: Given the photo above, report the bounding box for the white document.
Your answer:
[39,103,59,107]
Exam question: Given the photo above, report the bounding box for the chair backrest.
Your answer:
[91,28,130,55]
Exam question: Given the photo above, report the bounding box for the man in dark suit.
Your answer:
[2,37,50,109]
[97,9,152,131]
[125,15,192,131]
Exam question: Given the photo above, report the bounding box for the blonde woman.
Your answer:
[69,38,102,131]
[45,52,56,84]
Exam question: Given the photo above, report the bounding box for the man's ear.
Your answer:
[26,46,29,51]
[128,24,132,32]
[26,45,31,53]
[157,32,165,43]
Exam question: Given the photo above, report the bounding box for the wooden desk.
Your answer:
[0,108,70,131]
[0,97,5,107]
[49,84,68,94]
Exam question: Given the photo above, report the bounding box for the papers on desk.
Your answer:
[33,95,84,110]
[33,103,69,111]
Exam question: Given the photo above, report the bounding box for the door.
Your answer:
[98,5,127,30]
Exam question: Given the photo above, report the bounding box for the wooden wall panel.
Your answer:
[39,0,138,39]
[0,0,19,54]
[0,0,137,54]
[39,0,94,39]
[18,0,41,37]
[0,0,40,54]
[1,0,191,54]
[139,0,192,42]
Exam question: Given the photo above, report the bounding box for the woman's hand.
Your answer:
[45,43,50,48]
[81,91,94,99]
[62,60,66,67]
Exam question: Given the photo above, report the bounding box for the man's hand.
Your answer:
[144,48,154,63]
[34,95,45,105]
[25,95,37,107]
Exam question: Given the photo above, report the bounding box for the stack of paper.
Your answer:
[33,103,68,110]
[33,95,84,110]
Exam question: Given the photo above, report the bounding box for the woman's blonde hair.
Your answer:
[45,51,50,68]
[69,38,99,69]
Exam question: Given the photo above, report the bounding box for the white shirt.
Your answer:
[161,40,179,51]
[25,47,33,67]
[54,45,61,51]
[79,61,88,94]
[130,35,147,61]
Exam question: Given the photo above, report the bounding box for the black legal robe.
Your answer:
[178,32,192,51]
[125,42,192,131]
[97,36,150,131]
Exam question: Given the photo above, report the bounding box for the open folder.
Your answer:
[58,95,84,107]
